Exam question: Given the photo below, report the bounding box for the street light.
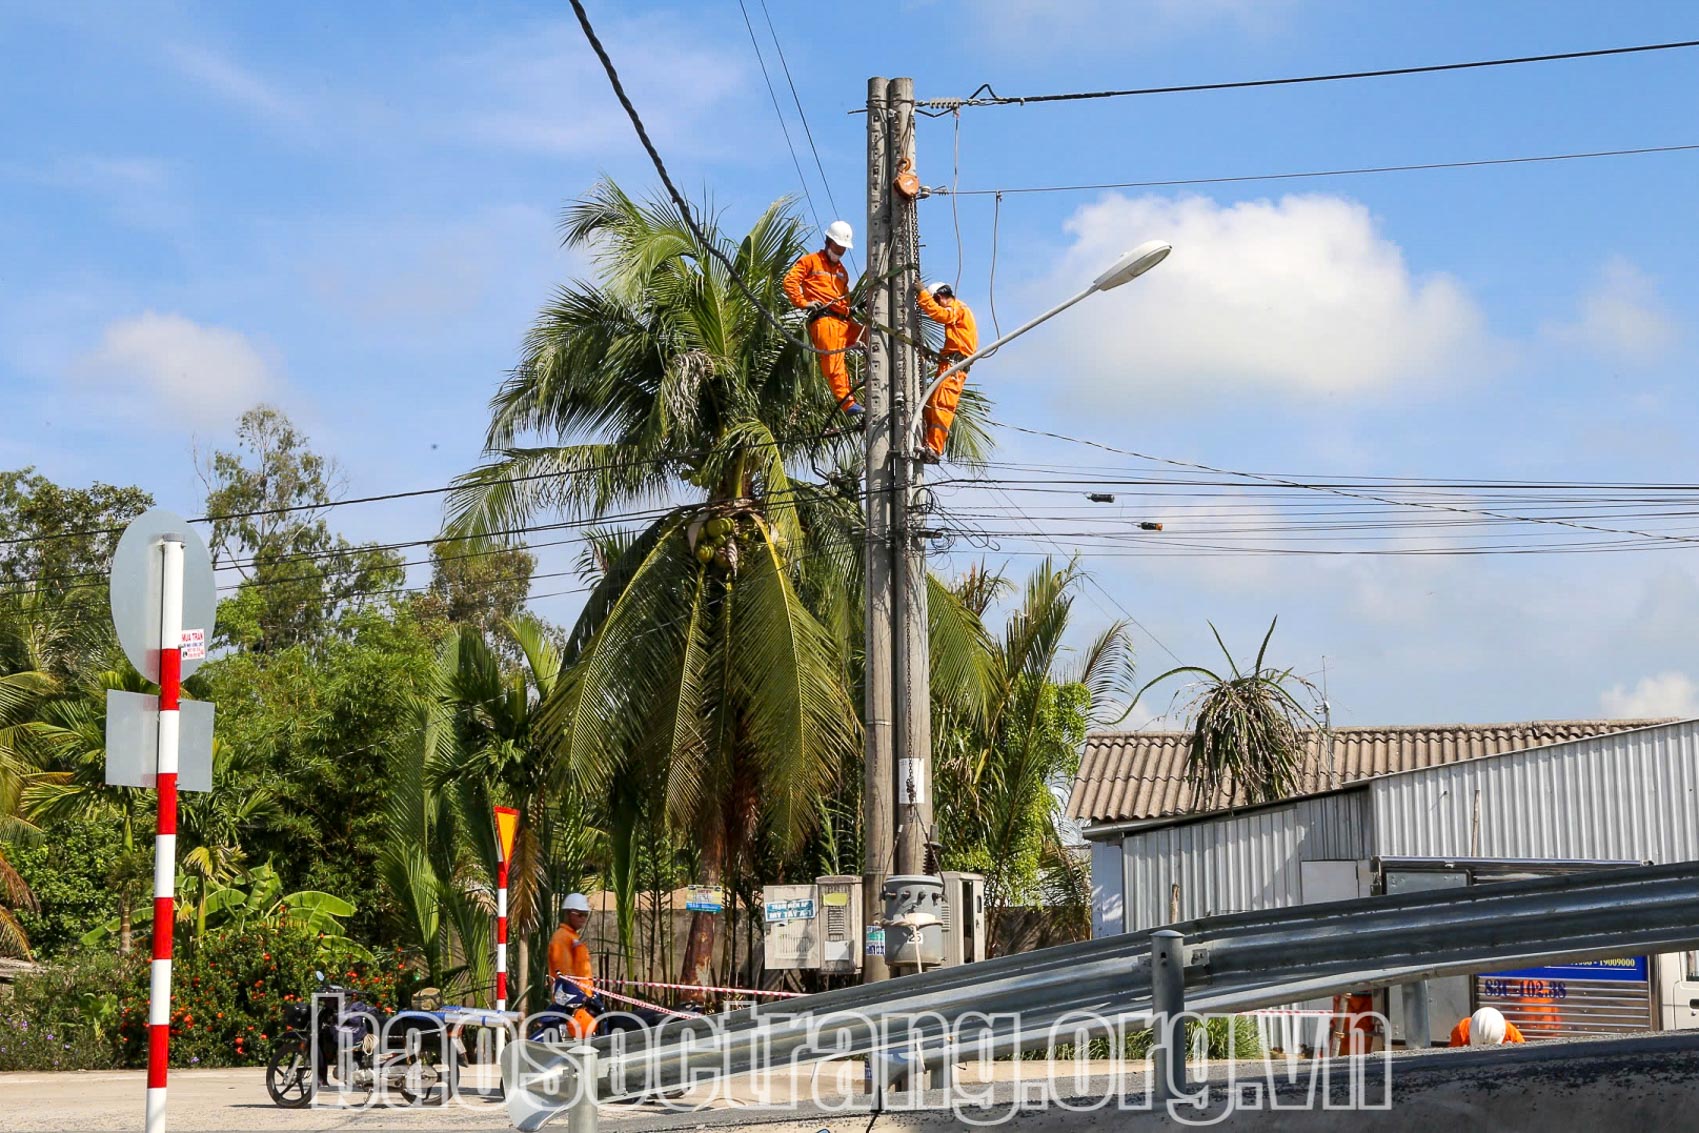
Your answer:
[914,239,1171,446]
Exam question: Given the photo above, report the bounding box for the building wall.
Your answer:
[1373,719,1699,862]
[1091,837,1124,937]
[1118,789,1373,933]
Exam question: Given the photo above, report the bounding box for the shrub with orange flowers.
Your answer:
[3,927,407,1071]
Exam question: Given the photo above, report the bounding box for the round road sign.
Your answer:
[110,508,217,681]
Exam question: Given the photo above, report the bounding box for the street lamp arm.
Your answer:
[916,285,1094,418]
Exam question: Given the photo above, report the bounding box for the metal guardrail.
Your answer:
[501,860,1699,1128]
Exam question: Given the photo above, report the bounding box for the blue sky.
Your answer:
[3,1,1697,725]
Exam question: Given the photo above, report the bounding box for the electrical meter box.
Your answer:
[762,884,820,970]
[814,875,864,973]
[940,871,987,967]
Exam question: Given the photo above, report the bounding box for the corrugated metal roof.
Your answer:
[1068,718,1677,826]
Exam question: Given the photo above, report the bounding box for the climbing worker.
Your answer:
[915,280,979,463]
[1448,1006,1526,1047]
[541,892,599,1039]
[784,220,864,420]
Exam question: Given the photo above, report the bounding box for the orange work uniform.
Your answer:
[916,287,979,456]
[1447,1017,1526,1047]
[546,922,598,1039]
[784,250,864,410]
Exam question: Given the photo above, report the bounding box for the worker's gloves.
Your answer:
[804,301,828,316]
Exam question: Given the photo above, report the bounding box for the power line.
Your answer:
[922,38,1699,109]
[0,421,859,554]
[756,0,849,242]
[566,0,859,361]
[985,419,1699,547]
[735,0,822,234]
[929,141,1699,197]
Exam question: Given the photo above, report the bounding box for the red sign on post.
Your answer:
[493,807,520,1013]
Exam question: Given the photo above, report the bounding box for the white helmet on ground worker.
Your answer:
[824,220,854,250]
[924,280,955,299]
[1468,1006,1508,1046]
[561,892,591,914]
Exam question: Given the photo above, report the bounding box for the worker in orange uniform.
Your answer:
[1449,1006,1526,1047]
[542,892,598,1039]
[915,281,979,463]
[784,220,864,420]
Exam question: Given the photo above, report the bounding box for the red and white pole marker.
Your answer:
[493,807,520,1013]
[146,536,185,1133]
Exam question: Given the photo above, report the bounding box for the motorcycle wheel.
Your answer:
[264,1033,314,1109]
[395,1056,443,1106]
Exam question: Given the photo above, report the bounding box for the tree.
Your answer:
[1140,618,1320,809]
[444,181,880,985]
[194,604,439,944]
[410,540,536,651]
[0,469,152,597]
[933,560,1134,952]
[200,406,403,652]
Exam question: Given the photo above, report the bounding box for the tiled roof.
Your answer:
[1067,719,1677,826]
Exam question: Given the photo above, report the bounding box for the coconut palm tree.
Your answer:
[445,179,991,984]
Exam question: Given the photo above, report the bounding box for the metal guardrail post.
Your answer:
[565,1044,598,1133]
[1401,982,1428,1050]
[1151,929,1185,1104]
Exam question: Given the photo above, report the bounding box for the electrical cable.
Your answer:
[950,109,964,291]
[923,38,1699,108]
[931,141,1699,197]
[986,419,1699,546]
[566,0,863,360]
[986,192,1003,339]
[756,0,854,274]
[736,0,823,235]
[0,420,865,554]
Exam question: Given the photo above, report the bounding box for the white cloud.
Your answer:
[1600,671,1699,719]
[1016,193,1490,408]
[164,42,302,124]
[80,312,277,427]
[1548,256,1678,364]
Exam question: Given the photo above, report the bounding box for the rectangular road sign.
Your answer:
[105,691,214,792]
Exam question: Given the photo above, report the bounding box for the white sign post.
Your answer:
[108,509,216,1133]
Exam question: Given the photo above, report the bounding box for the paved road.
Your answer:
[13,1031,1699,1132]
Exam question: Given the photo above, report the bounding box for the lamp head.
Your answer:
[1091,239,1172,292]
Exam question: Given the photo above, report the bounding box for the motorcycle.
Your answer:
[265,971,446,1107]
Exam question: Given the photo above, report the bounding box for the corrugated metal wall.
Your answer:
[1120,790,1373,932]
[1372,720,1699,861]
[1090,838,1124,937]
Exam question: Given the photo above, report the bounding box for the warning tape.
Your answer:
[602,977,805,999]
[596,987,701,1020]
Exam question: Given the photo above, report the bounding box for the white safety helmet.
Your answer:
[1468,1006,1508,1046]
[824,219,854,250]
[925,280,955,299]
[561,892,591,914]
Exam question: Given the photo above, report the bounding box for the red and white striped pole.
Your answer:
[495,856,509,1012]
[493,807,519,1014]
[146,536,184,1133]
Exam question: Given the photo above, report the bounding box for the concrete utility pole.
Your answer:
[887,76,933,878]
[861,75,894,983]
